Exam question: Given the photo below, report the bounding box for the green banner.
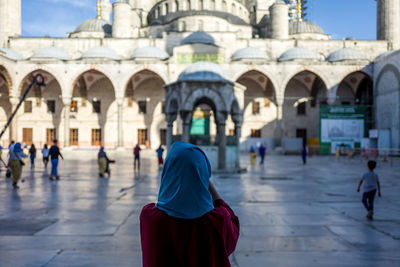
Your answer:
[319,106,367,154]
[177,53,223,64]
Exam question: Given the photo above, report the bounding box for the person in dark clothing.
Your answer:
[49,140,63,180]
[302,146,308,165]
[134,144,141,170]
[259,144,266,164]
[29,144,37,169]
[140,142,239,267]
[357,160,382,220]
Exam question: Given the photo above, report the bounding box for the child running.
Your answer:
[357,160,382,220]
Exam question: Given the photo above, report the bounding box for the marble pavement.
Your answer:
[0,150,399,267]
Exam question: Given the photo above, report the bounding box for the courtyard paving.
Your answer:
[0,150,399,267]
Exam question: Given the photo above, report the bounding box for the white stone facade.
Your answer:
[0,0,398,151]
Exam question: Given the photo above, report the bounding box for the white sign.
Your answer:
[321,119,364,143]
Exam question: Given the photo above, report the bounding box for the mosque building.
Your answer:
[0,0,399,167]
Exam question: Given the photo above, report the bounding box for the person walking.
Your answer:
[8,142,28,189]
[6,141,15,178]
[259,144,267,165]
[134,144,141,170]
[140,142,239,267]
[29,144,37,169]
[302,145,308,165]
[98,146,114,177]
[41,144,50,168]
[156,145,164,167]
[249,145,256,165]
[357,160,382,220]
[49,140,64,180]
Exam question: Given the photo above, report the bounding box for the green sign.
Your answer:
[319,106,367,154]
[190,118,210,135]
[177,53,224,64]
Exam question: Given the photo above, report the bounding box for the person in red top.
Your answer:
[140,141,239,267]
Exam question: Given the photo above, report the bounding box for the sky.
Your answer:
[22,0,377,40]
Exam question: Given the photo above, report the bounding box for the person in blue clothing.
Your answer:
[156,145,164,167]
[49,140,64,180]
[258,144,267,165]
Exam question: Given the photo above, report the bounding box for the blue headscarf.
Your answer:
[98,147,106,158]
[156,141,214,219]
[14,142,23,153]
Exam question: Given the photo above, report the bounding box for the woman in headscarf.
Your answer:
[8,142,28,189]
[140,141,240,267]
[98,146,108,177]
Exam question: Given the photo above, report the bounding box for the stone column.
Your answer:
[166,121,173,151]
[234,123,242,169]
[117,99,124,148]
[62,97,71,147]
[9,97,19,142]
[217,121,227,170]
[180,111,191,143]
[275,103,283,145]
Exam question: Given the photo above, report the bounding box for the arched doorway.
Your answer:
[124,70,166,148]
[336,71,374,129]
[71,70,116,148]
[283,71,327,147]
[236,70,277,149]
[18,70,62,147]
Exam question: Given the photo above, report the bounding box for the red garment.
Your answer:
[140,199,240,267]
[158,157,164,165]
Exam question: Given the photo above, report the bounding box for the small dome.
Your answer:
[278,47,321,62]
[232,47,269,61]
[181,32,216,46]
[0,48,22,61]
[132,46,169,60]
[327,48,367,62]
[82,46,120,60]
[289,20,324,35]
[31,47,71,60]
[178,62,229,82]
[74,18,112,35]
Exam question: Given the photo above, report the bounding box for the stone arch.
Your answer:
[182,87,227,115]
[282,70,328,144]
[71,69,117,147]
[282,68,330,96]
[69,66,118,97]
[375,63,400,94]
[335,71,373,106]
[0,65,13,95]
[124,69,166,148]
[18,69,64,144]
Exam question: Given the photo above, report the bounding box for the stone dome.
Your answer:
[327,48,368,62]
[178,61,229,82]
[232,47,269,61]
[74,18,112,36]
[289,20,324,35]
[82,46,120,60]
[278,47,321,62]
[132,46,169,60]
[0,48,22,61]
[31,47,71,60]
[181,32,216,46]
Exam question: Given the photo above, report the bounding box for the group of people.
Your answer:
[249,144,268,165]
[97,144,165,177]
[1,140,63,189]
